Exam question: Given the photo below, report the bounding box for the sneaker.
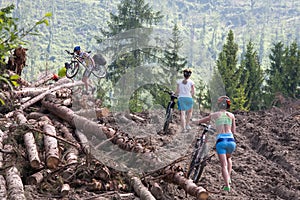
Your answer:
[186,125,191,130]
[229,179,232,184]
[223,186,230,192]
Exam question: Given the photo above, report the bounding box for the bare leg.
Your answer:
[227,154,232,181]
[186,108,193,126]
[180,111,186,130]
[218,154,230,187]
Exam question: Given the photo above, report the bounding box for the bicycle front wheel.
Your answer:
[66,61,79,78]
[187,143,208,183]
[163,108,172,133]
[92,65,107,78]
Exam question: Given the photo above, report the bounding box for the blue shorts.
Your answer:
[216,133,236,154]
[178,97,193,111]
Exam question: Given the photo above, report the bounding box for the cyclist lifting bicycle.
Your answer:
[73,46,96,94]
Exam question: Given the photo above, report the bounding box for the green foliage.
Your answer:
[240,41,264,110]
[0,4,51,112]
[265,41,300,106]
[162,23,187,86]
[215,30,240,102]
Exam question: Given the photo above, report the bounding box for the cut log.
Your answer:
[5,166,26,200]
[149,181,163,199]
[43,122,59,169]
[130,176,156,200]
[75,107,110,119]
[26,169,51,185]
[129,113,145,122]
[75,130,90,154]
[61,183,70,196]
[164,170,208,200]
[61,148,78,180]
[32,73,54,87]
[0,175,7,199]
[14,111,41,169]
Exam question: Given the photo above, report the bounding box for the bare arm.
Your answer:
[231,115,236,134]
[175,83,179,96]
[192,115,211,125]
[191,84,195,97]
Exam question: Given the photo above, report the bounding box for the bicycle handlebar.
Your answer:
[162,89,178,97]
[199,123,216,133]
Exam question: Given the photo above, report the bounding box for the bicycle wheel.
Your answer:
[92,65,107,78]
[163,107,172,133]
[66,61,79,78]
[187,143,208,183]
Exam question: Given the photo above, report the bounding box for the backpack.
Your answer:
[93,54,107,66]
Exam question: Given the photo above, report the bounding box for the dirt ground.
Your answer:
[96,98,299,200]
[1,96,299,200]
[157,101,300,200]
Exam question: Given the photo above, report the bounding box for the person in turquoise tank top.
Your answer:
[193,96,236,192]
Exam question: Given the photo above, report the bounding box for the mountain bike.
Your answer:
[162,90,177,133]
[65,50,107,79]
[186,123,215,183]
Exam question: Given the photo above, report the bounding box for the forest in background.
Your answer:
[0,0,299,81]
[0,0,299,112]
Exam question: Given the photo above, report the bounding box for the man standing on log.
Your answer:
[194,96,236,192]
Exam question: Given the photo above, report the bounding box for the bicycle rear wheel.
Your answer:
[92,65,107,78]
[66,61,79,78]
[163,107,172,133]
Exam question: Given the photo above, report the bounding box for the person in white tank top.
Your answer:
[175,68,195,132]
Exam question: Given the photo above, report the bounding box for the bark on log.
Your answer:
[5,166,26,200]
[130,176,156,200]
[15,111,41,168]
[75,130,90,154]
[62,148,78,180]
[32,73,53,87]
[0,130,6,168]
[43,123,60,169]
[75,107,110,119]
[149,181,163,199]
[26,169,51,185]
[164,170,208,200]
[0,175,7,199]
[61,183,70,196]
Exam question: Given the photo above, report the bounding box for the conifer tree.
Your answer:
[240,41,264,110]
[215,30,241,107]
[162,23,187,87]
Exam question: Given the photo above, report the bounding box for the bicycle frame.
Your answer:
[163,90,177,133]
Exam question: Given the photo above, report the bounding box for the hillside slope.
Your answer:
[0,0,299,81]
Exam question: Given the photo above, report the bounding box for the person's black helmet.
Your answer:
[183,68,192,78]
[73,46,80,52]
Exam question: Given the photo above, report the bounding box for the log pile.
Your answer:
[0,70,209,199]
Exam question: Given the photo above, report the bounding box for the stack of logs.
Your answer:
[0,71,209,200]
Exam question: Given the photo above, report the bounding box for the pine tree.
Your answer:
[162,23,187,87]
[240,41,264,110]
[283,42,300,98]
[215,30,241,107]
